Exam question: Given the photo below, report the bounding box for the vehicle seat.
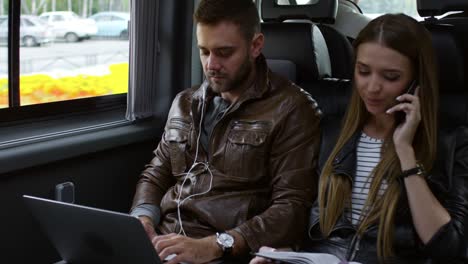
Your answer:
[418,1,468,259]
[316,24,354,79]
[323,0,370,43]
[262,22,332,85]
[261,0,354,80]
[417,0,468,128]
[260,0,352,118]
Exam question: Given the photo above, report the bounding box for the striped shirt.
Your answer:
[348,132,388,226]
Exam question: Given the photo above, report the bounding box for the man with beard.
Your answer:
[130,0,321,263]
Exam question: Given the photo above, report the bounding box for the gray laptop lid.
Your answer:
[23,195,161,264]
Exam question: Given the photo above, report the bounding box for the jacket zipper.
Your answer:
[207,96,244,160]
[348,233,361,261]
[207,107,230,161]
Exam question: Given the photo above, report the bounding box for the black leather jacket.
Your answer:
[303,116,468,263]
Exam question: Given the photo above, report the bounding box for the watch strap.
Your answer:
[401,163,425,178]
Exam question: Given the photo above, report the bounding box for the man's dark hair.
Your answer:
[194,0,260,41]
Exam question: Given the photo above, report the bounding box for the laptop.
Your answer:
[23,195,162,264]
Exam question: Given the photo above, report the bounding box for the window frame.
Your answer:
[2,0,129,117]
[0,0,195,174]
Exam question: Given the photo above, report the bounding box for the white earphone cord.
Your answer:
[176,80,214,236]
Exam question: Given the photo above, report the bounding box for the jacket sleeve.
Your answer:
[130,98,183,213]
[423,126,468,258]
[233,93,321,251]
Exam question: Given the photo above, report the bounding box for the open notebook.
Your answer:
[255,251,362,264]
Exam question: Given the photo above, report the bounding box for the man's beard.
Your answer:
[206,55,252,94]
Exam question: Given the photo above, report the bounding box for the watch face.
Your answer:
[219,233,234,247]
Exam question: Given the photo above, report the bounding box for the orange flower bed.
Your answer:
[0,63,128,109]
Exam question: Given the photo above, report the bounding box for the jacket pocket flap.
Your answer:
[228,130,267,146]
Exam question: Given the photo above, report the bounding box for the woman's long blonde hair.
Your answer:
[318,14,439,259]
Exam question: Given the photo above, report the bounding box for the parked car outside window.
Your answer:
[89,12,130,39]
[0,15,54,47]
[39,11,98,42]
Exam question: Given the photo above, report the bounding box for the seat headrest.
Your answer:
[417,0,468,17]
[266,59,297,82]
[262,22,332,83]
[261,0,338,24]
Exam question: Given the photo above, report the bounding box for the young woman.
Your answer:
[251,13,468,263]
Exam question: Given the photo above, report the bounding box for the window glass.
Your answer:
[358,0,420,20]
[14,0,130,106]
[112,16,125,21]
[0,2,7,109]
[39,15,49,22]
[276,0,319,5]
[51,15,64,22]
[96,15,112,22]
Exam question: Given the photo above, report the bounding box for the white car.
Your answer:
[39,11,97,42]
[0,15,54,47]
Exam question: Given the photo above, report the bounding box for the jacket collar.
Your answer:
[331,131,361,180]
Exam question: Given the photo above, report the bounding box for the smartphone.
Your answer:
[394,80,418,124]
[405,80,418,96]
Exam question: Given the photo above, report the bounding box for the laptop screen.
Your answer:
[23,195,161,264]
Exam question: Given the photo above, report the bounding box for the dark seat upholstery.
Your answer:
[419,0,468,88]
[260,0,353,118]
[316,24,354,79]
[262,22,332,84]
[261,0,354,80]
[417,0,468,128]
[418,0,468,258]
[424,23,467,128]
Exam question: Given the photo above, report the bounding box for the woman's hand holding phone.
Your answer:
[386,85,421,156]
[393,80,417,124]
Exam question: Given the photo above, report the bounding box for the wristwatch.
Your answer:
[216,232,234,255]
[401,163,425,178]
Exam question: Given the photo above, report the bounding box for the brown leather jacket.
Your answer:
[131,55,321,251]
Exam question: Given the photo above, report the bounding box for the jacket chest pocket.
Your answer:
[224,120,270,181]
[165,118,192,176]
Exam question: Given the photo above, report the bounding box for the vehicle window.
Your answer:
[40,15,49,22]
[22,18,35,27]
[276,0,317,5]
[358,0,420,19]
[0,13,7,109]
[96,15,112,22]
[52,15,65,22]
[0,1,131,109]
[30,16,48,26]
[112,16,125,21]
